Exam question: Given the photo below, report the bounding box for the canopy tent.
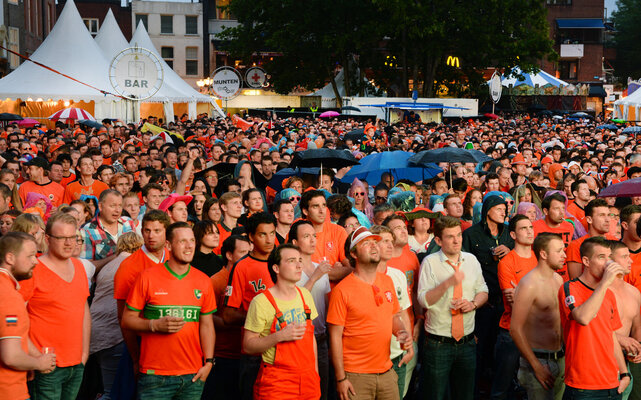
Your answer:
[359,101,469,123]
[0,0,122,121]
[498,67,569,88]
[94,9,129,62]
[614,88,641,121]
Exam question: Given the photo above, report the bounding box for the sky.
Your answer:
[605,0,617,19]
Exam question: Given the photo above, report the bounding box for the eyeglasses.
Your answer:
[289,196,301,202]
[354,192,366,197]
[48,234,83,244]
[372,285,383,307]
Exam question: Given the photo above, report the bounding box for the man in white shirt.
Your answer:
[290,220,332,400]
[417,215,489,400]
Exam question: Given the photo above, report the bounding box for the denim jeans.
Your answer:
[30,363,85,400]
[201,357,240,399]
[420,336,476,400]
[95,342,125,400]
[518,355,565,400]
[563,386,621,400]
[391,353,407,399]
[490,329,522,400]
[137,373,204,400]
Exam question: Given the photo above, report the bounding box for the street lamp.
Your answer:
[196,77,213,93]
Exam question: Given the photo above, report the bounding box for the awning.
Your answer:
[556,18,605,29]
[359,102,469,111]
[589,85,607,97]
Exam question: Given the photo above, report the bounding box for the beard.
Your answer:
[14,270,33,281]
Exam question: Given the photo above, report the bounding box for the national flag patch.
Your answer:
[385,291,393,303]
[5,315,17,326]
[225,286,233,297]
[194,289,203,299]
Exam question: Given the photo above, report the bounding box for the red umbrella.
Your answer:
[484,113,499,120]
[48,108,95,123]
[16,118,40,127]
[598,177,641,198]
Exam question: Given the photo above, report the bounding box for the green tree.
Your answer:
[612,0,641,83]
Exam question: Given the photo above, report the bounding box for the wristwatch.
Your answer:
[204,357,216,366]
[620,372,632,380]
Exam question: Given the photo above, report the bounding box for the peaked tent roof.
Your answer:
[0,0,117,102]
[94,9,129,63]
[499,67,569,88]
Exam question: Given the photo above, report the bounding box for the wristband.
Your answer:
[337,376,348,383]
[471,300,477,310]
[204,357,215,366]
[149,319,155,333]
[621,372,632,380]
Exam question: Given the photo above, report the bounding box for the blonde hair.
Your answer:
[11,213,45,234]
[116,232,143,255]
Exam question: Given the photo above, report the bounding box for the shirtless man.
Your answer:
[511,233,566,400]
[609,241,641,400]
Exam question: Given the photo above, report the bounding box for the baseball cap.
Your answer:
[159,193,193,212]
[25,156,49,170]
[349,226,381,251]
[541,156,553,164]
[511,153,527,165]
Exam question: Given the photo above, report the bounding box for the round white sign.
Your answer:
[245,67,267,88]
[211,67,242,100]
[109,47,163,100]
[489,71,502,104]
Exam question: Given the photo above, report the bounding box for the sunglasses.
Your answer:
[289,196,301,202]
[354,192,366,197]
[372,285,383,307]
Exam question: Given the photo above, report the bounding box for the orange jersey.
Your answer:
[113,248,168,301]
[62,179,109,204]
[18,180,65,208]
[566,234,618,265]
[497,250,538,330]
[387,245,420,297]
[566,202,588,231]
[211,267,241,359]
[0,271,30,400]
[533,219,574,247]
[310,220,347,265]
[19,259,89,367]
[59,173,76,187]
[559,280,621,390]
[624,247,641,291]
[224,255,274,312]
[214,222,236,255]
[127,263,216,375]
[326,272,400,374]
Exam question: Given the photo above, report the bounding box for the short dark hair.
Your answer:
[382,213,405,227]
[288,220,313,243]
[0,231,36,265]
[532,232,562,261]
[326,194,352,217]
[267,243,300,283]
[0,183,11,200]
[245,212,276,237]
[98,188,122,203]
[609,240,628,253]
[166,221,191,243]
[580,236,609,259]
[620,205,641,233]
[221,234,250,266]
[271,199,292,214]
[142,183,163,197]
[570,179,587,194]
[541,193,566,211]
[509,214,530,233]
[433,216,461,239]
[142,209,171,230]
[193,220,218,250]
[585,198,609,218]
[300,190,325,212]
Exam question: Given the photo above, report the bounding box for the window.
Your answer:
[83,18,99,36]
[547,0,571,4]
[559,61,578,80]
[216,0,235,20]
[162,47,174,69]
[186,16,198,35]
[185,47,198,76]
[161,15,173,34]
[135,14,148,30]
[8,27,19,69]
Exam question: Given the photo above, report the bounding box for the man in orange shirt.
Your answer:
[567,199,613,280]
[62,154,109,204]
[493,215,538,400]
[622,205,641,291]
[328,227,412,400]
[215,192,243,255]
[19,213,90,400]
[122,222,216,399]
[566,180,590,231]
[204,235,250,399]
[18,157,64,208]
[0,232,56,400]
[223,212,276,400]
[559,237,630,398]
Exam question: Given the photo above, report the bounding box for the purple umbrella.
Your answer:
[598,177,641,198]
[319,111,340,118]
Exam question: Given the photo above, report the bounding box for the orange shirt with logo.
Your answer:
[113,248,168,301]
[533,219,575,280]
[126,264,216,375]
[62,179,109,204]
[59,173,76,187]
[0,272,30,400]
[19,258,89,367]
[311,220,347,266]
[211,267,241,359]
[18,180,65,207]
[327,272,400,374]
[567,202,588,231]
[224,255,274,312]
[497,250,538,330]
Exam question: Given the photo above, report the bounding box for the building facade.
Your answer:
[57,0,132,41]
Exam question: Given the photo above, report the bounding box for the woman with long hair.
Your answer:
[202,197,222,223]
[0,168,22,211]
[462,189,483,221]
[347,178,373,223]
[192,220,223,276]
[11,213,47,254]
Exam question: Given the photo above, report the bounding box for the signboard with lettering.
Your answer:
[211,67,242,100]
[109,47,163,100]
[245,67,267,88]
[489,71,502,104]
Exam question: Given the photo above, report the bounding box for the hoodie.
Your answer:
[462,195,514,305]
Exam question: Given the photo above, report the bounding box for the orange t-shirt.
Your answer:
[19,258,89,367]
[214,222,236,256]
[62,179,109,204]
[224,254,274,312]
[311,220,347,265]
[0,271,30,400]
[211,267,241,359]
[566,234,618,266]
[559,280,621,389]
[113,248,168,301]
[18,180,65,208]
[624,247,641,292]
[126,263,216,375]
[497,250,538,330]
[387,245,420,297]
[567,202,588,231]
[59,173,76,187]
[326,272,400,374]
[533,219,575,280]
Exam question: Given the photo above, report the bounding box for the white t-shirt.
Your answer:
[408,234,433,254]
[387,266,411,359]
[79,258,96,287]
[297,262,331,335]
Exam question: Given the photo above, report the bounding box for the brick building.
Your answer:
[56,0,132,41]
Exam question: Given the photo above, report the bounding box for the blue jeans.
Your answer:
[563,386,621,400]
[95,342,125,400]
[137,373,204,400]
[391,353,407,399]
[490,329,521,399]
[420,336,476,400]
[30,363,85,400]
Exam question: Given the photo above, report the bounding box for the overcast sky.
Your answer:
[605,0,617,19]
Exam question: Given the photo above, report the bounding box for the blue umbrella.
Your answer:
[596,124,619,130]
[623,126,641,134]
[267,167,320,190]
[408,148,493,165]
[340,151,441,184]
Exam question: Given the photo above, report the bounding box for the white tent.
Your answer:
[614,89,641,121]
[0,0,122,119]
[94,9,129,63]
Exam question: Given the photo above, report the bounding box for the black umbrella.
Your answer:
[78,119,103,129]
[341,106,361,112]
[344,128,383,143]
[290,148,359,169]
[0,113,22,121]
[408,148,493,165]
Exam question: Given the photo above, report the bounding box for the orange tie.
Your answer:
[447,260,464,341]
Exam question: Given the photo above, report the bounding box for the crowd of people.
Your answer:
[0,110,640,400]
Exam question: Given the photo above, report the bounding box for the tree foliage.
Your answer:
[612,0,641,83]
[220,0,555,99]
